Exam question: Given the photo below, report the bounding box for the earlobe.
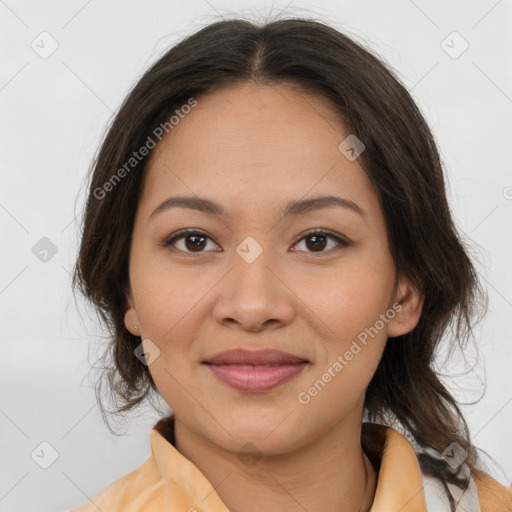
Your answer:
[387,278,425,338]
[124,295,141,336]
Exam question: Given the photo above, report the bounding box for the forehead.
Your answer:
[140,82,379,222]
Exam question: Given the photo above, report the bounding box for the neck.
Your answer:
[174,410,377,512]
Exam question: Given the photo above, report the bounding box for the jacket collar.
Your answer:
[150,415,428,512]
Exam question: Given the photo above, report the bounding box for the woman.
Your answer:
[70,16,512,512]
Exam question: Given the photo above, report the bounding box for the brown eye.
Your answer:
[183,233,208,252]
[163,229,219,254]
[305,233,328,252]
[293,230,348,255]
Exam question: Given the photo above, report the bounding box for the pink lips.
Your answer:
[202,349,309,392]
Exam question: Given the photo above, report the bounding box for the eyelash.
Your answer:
[161,228,349,256]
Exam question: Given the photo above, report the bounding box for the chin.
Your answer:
[210,411,308,455]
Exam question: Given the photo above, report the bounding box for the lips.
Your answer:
[203,349,308,366]
[202,349,309,392]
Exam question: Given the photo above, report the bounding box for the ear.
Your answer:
[386,275,425,338]
[124,291,141,336]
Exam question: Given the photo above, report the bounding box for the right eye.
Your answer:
[162,228,221,255]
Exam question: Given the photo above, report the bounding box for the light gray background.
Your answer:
[1,1,511,511]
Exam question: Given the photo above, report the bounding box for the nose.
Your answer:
[212,245,295,332]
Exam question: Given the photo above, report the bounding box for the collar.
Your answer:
[150,415,428,512]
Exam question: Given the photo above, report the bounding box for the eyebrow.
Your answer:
[150,194,365,219]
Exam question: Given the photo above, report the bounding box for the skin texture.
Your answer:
[124,82,424,512]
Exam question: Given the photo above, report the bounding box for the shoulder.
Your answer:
[68,456,179,512]
[375,421,512,512]
[473,469,512,512]
[416,454,512,512]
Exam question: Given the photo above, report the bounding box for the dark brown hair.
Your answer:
[72,16,490,499]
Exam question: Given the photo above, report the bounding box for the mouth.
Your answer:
[202,349,309,392]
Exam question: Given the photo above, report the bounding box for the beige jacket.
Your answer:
[70,415,512,511]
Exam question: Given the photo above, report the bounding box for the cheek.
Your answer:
[291,253,393,398]
[130,244,215,342]
[297,295,388,422]
[128,247,228,401]
[293,252,395,345]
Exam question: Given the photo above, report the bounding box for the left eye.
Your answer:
[162,229,348,255]
[292,230,348,254]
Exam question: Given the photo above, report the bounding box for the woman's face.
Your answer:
[125,82,423,454]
